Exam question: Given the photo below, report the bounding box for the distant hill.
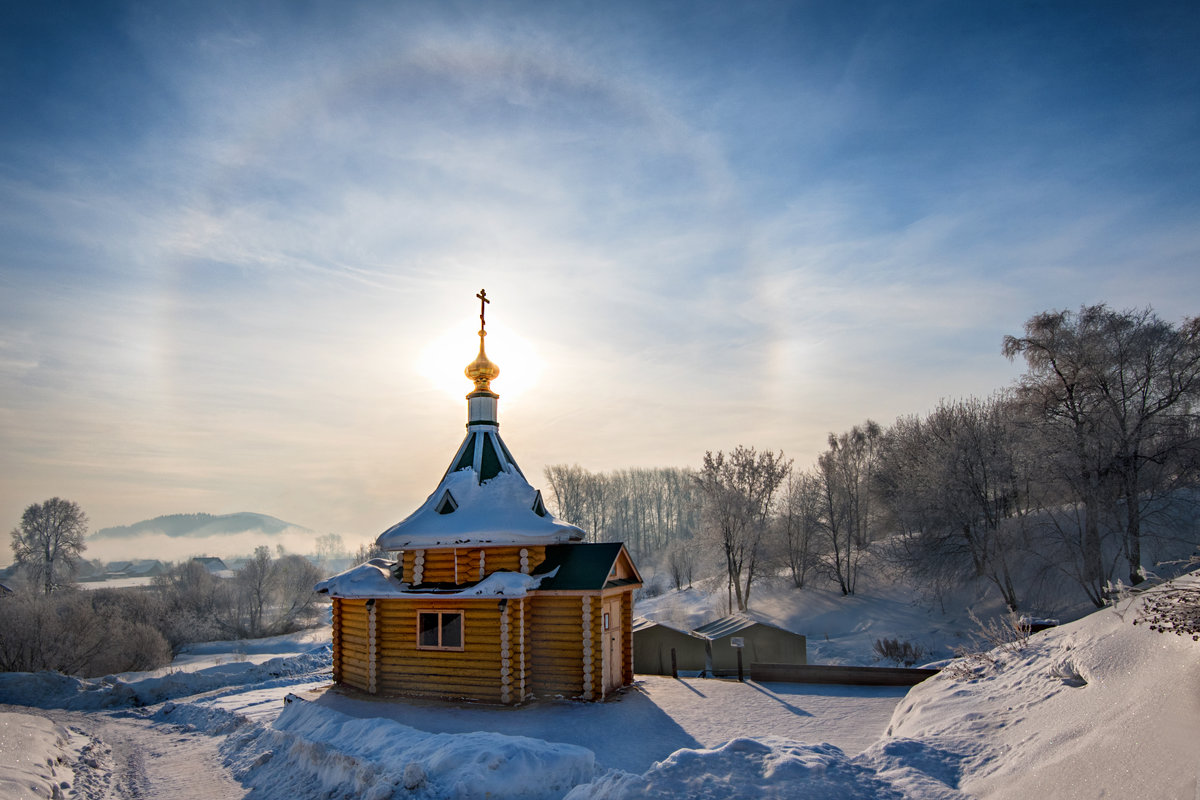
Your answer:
[93,512,313,539]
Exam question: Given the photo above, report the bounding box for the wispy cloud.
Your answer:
[1,1,1197,542]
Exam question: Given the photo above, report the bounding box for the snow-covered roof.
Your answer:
[693,615,802,641]
[314,558,557,599]
[376,433,584,550]
[631,616,696,636]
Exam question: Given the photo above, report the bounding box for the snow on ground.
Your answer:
[0,575,1196,798]
[883,575,1200,800]
[76,576,157,591]
[170,621,332,670]
[301,676,908,773]
[0,711,80,799]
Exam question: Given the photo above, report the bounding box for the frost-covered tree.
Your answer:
[665,538,697,590]
[219,546,322,638]
[353,539,389,563]
[778,472,820,589]
[875,397,1035,610]
[544,464,701,559]
[10,497,88,595]
[814,423,881,595]
[697,446,790,613]
[1005,305,1200,597]
[314,532,346,565]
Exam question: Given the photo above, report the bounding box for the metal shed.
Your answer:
[631,617,708,674]
[692,615,807,676]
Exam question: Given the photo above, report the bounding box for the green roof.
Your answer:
[532,542,636,591]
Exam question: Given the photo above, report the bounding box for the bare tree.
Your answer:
[1086,309,1200,584]
[779,472,820,589]
[273,554,323,628]
[666,538,697,590]
[697,446,791,613]
[10,498,88,595]
[544,464,701,559]
[155,559,225,650]
[544,464,592,533]
[813,423,881,595]
[228,545,274,638]
[217,546,322,638]
[1005,306,1200,597]
[1005,309,1114,604]
[314,532,346,566]
[875,397,1036,610]
[353,539,389,563]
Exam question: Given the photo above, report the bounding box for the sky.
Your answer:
[2,0,1199,559]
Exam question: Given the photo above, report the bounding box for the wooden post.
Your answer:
[737,648,743,682]
[671,647,677,679]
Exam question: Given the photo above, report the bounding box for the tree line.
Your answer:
[546,305,1200,614]
[542,465,703,560]
[4,500,325,675]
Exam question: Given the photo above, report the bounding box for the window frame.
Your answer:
[416,609,466,652]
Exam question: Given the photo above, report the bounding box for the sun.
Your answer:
[417,321,542,403]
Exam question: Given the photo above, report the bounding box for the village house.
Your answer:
[104,559,167,579]
[318,291,641,704]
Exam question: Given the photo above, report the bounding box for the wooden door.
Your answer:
[603,596,623,694]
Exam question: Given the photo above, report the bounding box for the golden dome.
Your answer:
[465,333,499,395]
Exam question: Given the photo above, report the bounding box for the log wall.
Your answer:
[525,594,602,699]
[335,598,376,694]
[400,546,547,584]
[372,598,508,702]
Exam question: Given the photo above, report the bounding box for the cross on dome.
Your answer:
[476,288,489,333]
[465,288,499,397]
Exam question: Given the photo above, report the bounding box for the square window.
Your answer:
[417,610,465,651]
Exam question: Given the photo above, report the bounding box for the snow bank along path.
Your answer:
[0,711,79,800]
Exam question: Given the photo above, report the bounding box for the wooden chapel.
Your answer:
[317,290,641,704]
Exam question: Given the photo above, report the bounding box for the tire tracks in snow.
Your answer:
[2,704,247,800]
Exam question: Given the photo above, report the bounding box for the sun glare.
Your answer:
[417,322,542,403]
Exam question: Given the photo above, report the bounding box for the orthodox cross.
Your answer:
[476,289,490,334]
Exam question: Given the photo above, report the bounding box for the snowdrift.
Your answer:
[0,647,332,711]
[0,711,80,800]
[564,736,965,800]
[884,581,1200,799]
